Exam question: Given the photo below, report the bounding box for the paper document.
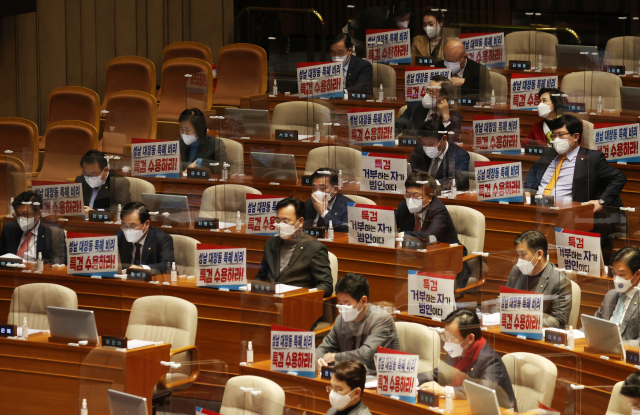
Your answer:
[298,135,313,140]
[17,328,44,337]
[275,284,302,294]
[0,254,22,260]
[127,339,159,350]
[365,379,378,389]
[480,313,500,326]
[218,222,235,229]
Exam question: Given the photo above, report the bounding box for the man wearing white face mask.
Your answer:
[417,309,517,411]
[325,361,371,415]
[592,247,640,340]
[316,273,400,374]
[116,202,174,274]
[178,108,228,173]
[304,168,353,233]
[330,34,372,96]
[434,40,488,100]
[255,197,333,297]
[0,191,67,265]
[506,231,572,328]
[75,150,131,211]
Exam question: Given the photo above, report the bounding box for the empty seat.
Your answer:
[124,177,156,203]
[568,280,581,328]
[395,322,441,373]
[101,91,157,155]
[468,151,490,190]
[163,41,212,64]
[505,31,558,68]
[157,58,213,122]
[199,184,262,223]
[581,119,596,150]
[489,71,508,103]
[101,56,156,111]
[304,146,362,182]
[37,120,98,182]
[502,352,557,412]
[0,117,39,174]
[445,205,486,288]
[220,376,285,415]
[603,36,640,69]
[342,194,377,205]
[170,234,200,276]
[0,155,27,216]
[211,43,268,109]
[561,71,623,112]
[270,101,332,136]
[42,86,101,149]
[372,63,397,99]
[8,283,78,330]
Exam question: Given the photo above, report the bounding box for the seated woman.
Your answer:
[411,8,444,64]
[521,87,565,148]
[178,108,228,173]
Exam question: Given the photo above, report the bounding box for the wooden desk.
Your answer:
[0,332,169,415]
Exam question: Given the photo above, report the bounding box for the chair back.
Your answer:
[606,381,632,415]
[603,36,640,69]
[372,63,397,99]
[102,90,157,155]
[8,283,78,330]
[47,86,101,132]
[199,185,262,223]
[502,352,557,411]
[125,177,156,202]
[219,137,244,175]
[468,152,490,190]
[170,234,200,276]
[0,117,39,173]
[581,119,596,150]
[398,105,408,117]
[505,31,558,67]
[38,121,98,182]
[220,375,285,415]
[305,146,362,182]
[489,71,508,103]
[0,155,26,216]
[163,41,212,64]
[212,43,267,107]
[270,101,332,137]
[395,322,441,373]
[157,58,213,122]
[561,71,623,112]
[328,251,338,289]
[568,280,581,328]
[342,194,377,205]
[102,56,156,111]
[445,205,485,253]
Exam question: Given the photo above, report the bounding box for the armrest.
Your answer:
[454,255,488,295]
[462,253,480,262]
[66,177,76,183]
[315,323,334,337]
[161,345,200,389]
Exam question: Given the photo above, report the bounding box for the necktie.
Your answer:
[542,156,567,196]
[431,112,438,120]
[134,243,142,266]
[612,293,627,324]
[414,214,422,232]
[17,231,33,258]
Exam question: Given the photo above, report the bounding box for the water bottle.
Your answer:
[597,96,603,114]
[338,170,343,188]
[490,90,496,107]
[22,317,28,339]
[567,326,575,349]
[378,84,384,101]
[37,252,43,272]
[247,341,254,365]
[450,179,457,199]
[445,386,454,412]
[81,399,88,415]
[171,262,177,283]
[272,80,278,96]
[327,221,334,241]
[315,124,320,141]
[235,211,242,232]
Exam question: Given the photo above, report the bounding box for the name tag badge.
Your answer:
[275,129,299,141]
[250,280,276,294]
[194,217,219,230]
[187,167,211,179]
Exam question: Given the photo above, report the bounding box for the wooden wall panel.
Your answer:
[115,0,137,57]
[190,0,222,64]
[16,13,38,125]
[80,0,97,91]
[167,0,183,45]
[147,0,164,84]
[65,0,82,86]
[136,0,148,58]
[95,0,115,98]
[0,17,17,118]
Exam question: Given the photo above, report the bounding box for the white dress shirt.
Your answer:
[130,232,150,270]
[429,141,449,177]
[342,58,351,88]
[610,288,636,323]
[424,108,452,128]
[18,221,40,263]
[536,145,579,202]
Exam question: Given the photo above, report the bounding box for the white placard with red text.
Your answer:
[297,62,343,99]
[246,194,284,236]
[460,32,505,68]
[555,228,602,277]
[67,232,119,277]
[404,66,451,102]
[500,286,543,340]
[197,244,246,290]
[366,28,411,64]
[407,271,456,319]
[270,324,315,378]
[510,74,558,110]
[376,346,418,404]
[475,161,523,203]
[347,203,395,248]
[473,116,521,155]
[360,152,407,193]
[348,108,395,146]
[538,402,560,415]
[131,138,180,178]
[32,180,84,216]
[594,122,640,162]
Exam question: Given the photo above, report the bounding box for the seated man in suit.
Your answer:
[117,202,174,274]
[304,168,353,233]
[0,191,66,264]
[75,150,131,211]
[620,371,640,411]
[418,309,518,411]
[409,119,470,190]
[592,247,640,340]
[255,197,333,297]
[435,39,488,99]
[506,230,572,329]
[316,273,400,374]
[326,361,372,415]
[331,33,373,96]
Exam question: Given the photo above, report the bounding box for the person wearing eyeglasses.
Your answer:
[434,39,488,100]
[75,150,131,211]
[417,309,518,412]
[255,197,333,297]
[0,191,66,264]
[330,33,373,96]
[325,361,372,415]
[116,202,174,274]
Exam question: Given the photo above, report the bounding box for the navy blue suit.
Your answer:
[0,219,66,264]
[345,56,373,96]
[116,226,175,274]
[410,142,471,191]
[304,193,353,233]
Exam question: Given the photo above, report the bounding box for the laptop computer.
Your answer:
[620,86,640,113]
[463,380,502,415]
[46,306,99,343]
[140,193,192,227]
[556,45,599,71]
[108,390,148,415]
[224,108,271,140]
[249,152,298,183]
[581,314,626,359]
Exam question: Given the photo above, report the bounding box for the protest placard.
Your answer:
[197,244,246,290]
[473,116,521,155]
[360,153,407,193]
[407,271,456,319]
[500,286,543,340]
[131,138,180,178]
[366,28,411,64]
[270,324,315,378]
[510,74,558,110]
[404,67,451,102]
[67,232,119,277]
[376,346,419,403]
[555,228,602,277]
[297,62,343,99]
[594,122,640,162]
[460,32,505,68]
[475,161,523,203]
[347,203,395,248]
[246,195,284,236]
[348,108,395,146]
[32,180,84,216]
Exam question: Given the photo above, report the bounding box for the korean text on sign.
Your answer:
[499,286,543,340]
[197,245,247,289]
[461,32,505,68]
[473,117,521,154]
[594,123,640,162]
[67,232,119,277]
[270,324,316,378]
[131,139,181,178]
[360,153,407,194]
[376,347,419,403]
[349,109,395,146]
[246,195,284,236]
[32,181,84,216]
[475,161,523,203]
[348,203,396,248]
[297,62,343,99]
[510,74,558,110]
[555,228,602,277]
[365,29,411,64]
[407,271,456,319]
[404,67,451,102]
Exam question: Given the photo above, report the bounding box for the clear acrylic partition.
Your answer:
[186,70,210,114]
[102,109,154,158]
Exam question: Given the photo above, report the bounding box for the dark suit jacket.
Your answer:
[523,147,626,207]
[395,196,460,245]
[254,233,333,297]
[0,219,66,264]
[434,58,488,99]
[74,171,131,210]
[409,142,471,191]
[303,193,352,233]
[116,226,175,274]
[345,56,373,96]
[418,342,518,411]
[179,135,228,173]
[594,289,640,341]
[506,262,572,329]
[396,102,463,134]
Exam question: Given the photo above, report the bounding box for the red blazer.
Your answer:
[522,120,549,148]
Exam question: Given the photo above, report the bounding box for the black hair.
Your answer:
[537,87,563,112]
[514,230,548,259]
[420,7,443,24]
[620,371,640,399]
[548,114,583,145]
[335,273,370,302]
[444,308,483,341]
[335,361,367,393]
[178,108,207,140]
[331,33,352,51]
[404,171,436,193]
[391,0,413,20]
[275,197,305,220]
[12,191,43,213]
[121,201,150,223]
[311,168,338,187]
[612,247,640,274]
[417,118,447,140]
[80,149,108,171]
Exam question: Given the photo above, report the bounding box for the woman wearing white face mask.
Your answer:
[325,361,371,415]
[411,8,444,64]
[178,108,228,174]
[522,88,565,148]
